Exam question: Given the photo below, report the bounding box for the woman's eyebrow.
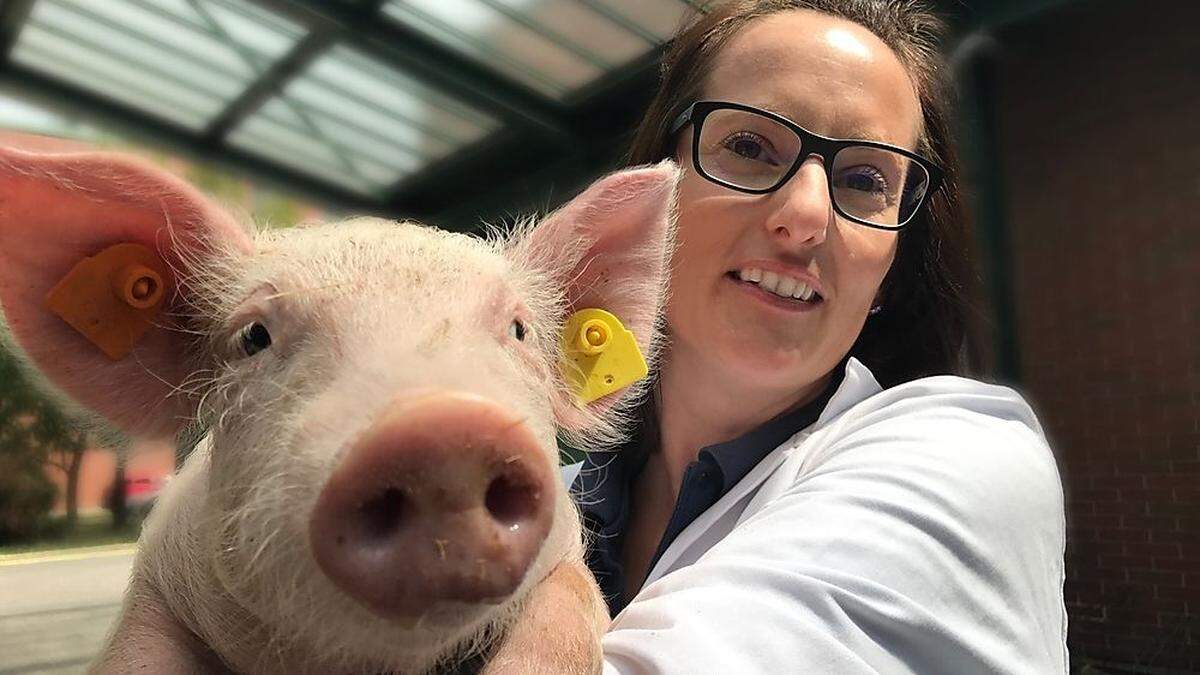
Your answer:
[750,100,893,143]
[821,123,911,148]
[830,125,895,143]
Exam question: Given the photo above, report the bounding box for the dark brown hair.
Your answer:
[629,0,982,388]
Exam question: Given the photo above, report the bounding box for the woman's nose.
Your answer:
[763,157,832,249]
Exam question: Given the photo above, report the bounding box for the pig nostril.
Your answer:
[358,487,409,539]
[485,473,539,527]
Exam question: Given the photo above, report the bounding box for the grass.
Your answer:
[0,511,141,557]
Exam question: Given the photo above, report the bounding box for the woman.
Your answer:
[493,1,1068,673]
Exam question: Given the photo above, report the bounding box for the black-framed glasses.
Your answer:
[670,101,944,230]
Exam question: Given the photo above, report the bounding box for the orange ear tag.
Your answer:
[44,243,173,361]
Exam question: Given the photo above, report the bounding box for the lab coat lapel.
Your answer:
[643,442,792,586]
[640,359,882,586]
[816,357,882,425]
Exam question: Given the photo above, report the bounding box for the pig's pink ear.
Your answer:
[509,160,679,439]
[0,146,254,438]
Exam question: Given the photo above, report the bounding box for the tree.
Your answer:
[0,345,55,541]
[0,343,89,534]
[0,442,55,543]
[34,398,89,529]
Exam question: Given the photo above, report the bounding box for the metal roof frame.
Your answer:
[0,59,385,212]
[252,0,572,140]
[2,0,674,221]
[1,0,1043,228]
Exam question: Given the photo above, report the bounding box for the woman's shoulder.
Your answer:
[719,366,1068,675]
[825,359,1045,441]
[778,360,1062,517]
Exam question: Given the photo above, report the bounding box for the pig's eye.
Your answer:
[238,322,273,357]
[508,319,528,342]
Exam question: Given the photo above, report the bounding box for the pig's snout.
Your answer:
[309,392,555,619]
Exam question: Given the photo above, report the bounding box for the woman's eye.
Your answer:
[722,133,776,164]
[731,138,762,159]
[836,166,890,195]
[508,319,527,342]
[238,322,272,357]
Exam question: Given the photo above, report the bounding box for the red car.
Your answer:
[105,473,169,517]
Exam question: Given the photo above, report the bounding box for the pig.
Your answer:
[0,145,679,673]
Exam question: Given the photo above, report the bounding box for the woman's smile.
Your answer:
[725,270,825,313]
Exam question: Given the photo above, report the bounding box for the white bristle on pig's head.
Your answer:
[175,218,566,667]
[183,161,677,667]
[0,145,678,673]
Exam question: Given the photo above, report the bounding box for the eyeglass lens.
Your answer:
[696,108,931,227]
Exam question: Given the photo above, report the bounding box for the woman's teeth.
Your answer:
[736,267,820,302]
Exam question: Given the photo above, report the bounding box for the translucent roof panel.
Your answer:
[9,0,306,131]
[381,0,716,100]
[0,90,110,142]
[228,46,502,198]
[593,0,714,41]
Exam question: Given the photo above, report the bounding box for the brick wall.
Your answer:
[993,1,1200,670]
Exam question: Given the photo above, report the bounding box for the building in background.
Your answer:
[981,2,1199,671]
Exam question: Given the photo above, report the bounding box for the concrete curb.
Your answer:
[0,543,137,567]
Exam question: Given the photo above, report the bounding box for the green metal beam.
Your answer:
[0,0,35,60]
[937,0,1096,384]
[188,0,363,184]
[251,0,573,143]
[203,30,332,143]
[951,33,1020,383]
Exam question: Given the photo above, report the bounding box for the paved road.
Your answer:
[0,550,133,675]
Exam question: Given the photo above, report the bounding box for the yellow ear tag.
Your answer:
[560,308,648,404]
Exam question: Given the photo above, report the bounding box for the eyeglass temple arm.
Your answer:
[669,106,694,136]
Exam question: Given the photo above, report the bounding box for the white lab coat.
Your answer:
[587,358,1068,674]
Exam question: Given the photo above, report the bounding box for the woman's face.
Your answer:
[667,9,922,397]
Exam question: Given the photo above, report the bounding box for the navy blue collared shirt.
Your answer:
[571,365,845,616]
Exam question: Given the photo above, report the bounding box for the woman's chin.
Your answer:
[715,344,831,390]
